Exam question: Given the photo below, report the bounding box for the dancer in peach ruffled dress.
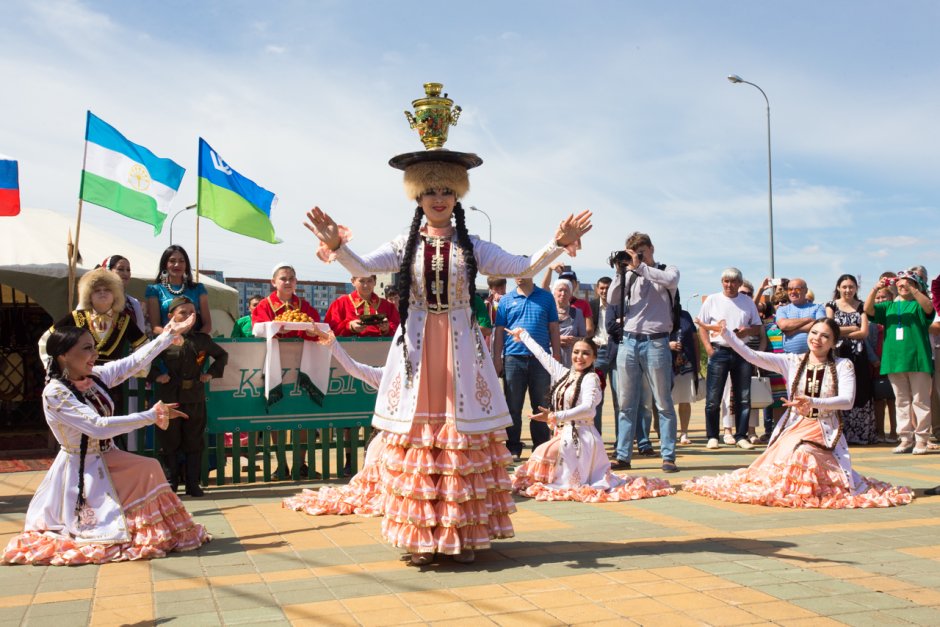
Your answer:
[303,85,592,565]
[3,315,211,566]
[685,318,912,509]
[283,328,385,517]
[507,328,674,502]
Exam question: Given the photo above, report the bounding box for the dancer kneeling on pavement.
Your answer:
[684,319,912,508]
[283,326,386,517]
[2,313,211,565]
[507,328,675,502]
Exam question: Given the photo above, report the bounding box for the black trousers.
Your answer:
[157,401,207,455]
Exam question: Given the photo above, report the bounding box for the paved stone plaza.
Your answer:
[2,402,940,626]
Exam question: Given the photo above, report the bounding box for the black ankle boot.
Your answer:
[161,455,179,493]
[185,453,205,497]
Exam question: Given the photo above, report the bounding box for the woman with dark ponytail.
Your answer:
[2,314,211,565]
[506,329,674,502]
[685,318,912,508]
[303,84,592,566]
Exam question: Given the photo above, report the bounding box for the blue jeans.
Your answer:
[503,354,552,456]
[704,347,752,441]
[615,335,677,462]
[594,343,620,434]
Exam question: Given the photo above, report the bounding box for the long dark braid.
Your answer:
[548,370,588,455]
[46,358,93,513]
[395,206,425,384]
[451,203,478,305]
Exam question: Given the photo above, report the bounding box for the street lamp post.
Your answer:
[469,205,492,241]
[169,204,197,245]
[727,74,775,279]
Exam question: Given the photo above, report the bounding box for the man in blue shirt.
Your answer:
[493,276,561,461]
[774,278,827,354]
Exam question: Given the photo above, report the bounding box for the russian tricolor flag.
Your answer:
[0,155,20,217]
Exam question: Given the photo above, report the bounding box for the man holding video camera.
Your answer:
[325,274,400,337]
[607,232,681,473]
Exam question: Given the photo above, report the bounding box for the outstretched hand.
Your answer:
[529,405,552,422]
[306,324,336,345]
[163,313,196,337]
[698,319,726,334]
[554,210,593,248]
[782,395,813,416]
[304,207,342,251]
[507,327,525,343]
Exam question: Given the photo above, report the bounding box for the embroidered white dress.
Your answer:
[510,331,675,502]
[3,333,210,565]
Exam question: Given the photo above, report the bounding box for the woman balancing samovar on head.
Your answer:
[303,82,592,566]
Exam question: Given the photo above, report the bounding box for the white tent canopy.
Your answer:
[0,207,238,332]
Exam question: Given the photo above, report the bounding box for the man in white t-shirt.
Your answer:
[697,268,764,450]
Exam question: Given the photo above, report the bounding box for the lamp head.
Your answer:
[727,74,743,84]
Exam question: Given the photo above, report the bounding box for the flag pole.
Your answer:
[194,204,200,282]
[70,114,91,310]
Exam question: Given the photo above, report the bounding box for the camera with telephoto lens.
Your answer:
[608,250,631,268]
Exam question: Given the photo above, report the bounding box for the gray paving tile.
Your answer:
[26,599,91,618]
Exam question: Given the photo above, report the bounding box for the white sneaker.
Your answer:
[736,439,755,450]
[912,448,928,455]
[722,434,736,445]
[893,444,914,454]
[706,438,719,449]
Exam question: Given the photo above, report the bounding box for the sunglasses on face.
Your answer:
[787,287,805,292]
[422,188,455,197]
[739,291,753,296]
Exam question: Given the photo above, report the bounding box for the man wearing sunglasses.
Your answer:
[774,278,827,355]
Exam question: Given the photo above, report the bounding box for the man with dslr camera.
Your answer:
[607,232,681,473]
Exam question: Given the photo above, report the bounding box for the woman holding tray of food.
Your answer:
[303,83,592,566]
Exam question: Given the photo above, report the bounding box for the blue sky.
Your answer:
[3,1,939,314]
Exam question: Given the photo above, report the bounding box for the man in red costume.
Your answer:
[325,275,399,337]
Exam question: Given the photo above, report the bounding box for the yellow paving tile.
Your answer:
[629,580,693,596]
[93,580,152,597]
[900,545,940,559]
[355,606,423,625]
[502,579,567,594]
[0,594,31,608]
[658,591,730,610]
[892,586,940,605]
[680,576,742,591]
[283,599,347,621]
[775,618,845,627]
[545,602,620,624]
[452,584,513,601]
[811,565,878,580]
[490,610,565,626]
[93,592,152,612]
[632,612,709,626]
[89,607,154,626]
[360,559,408,572]
[413,601,483,622]
[339,593,406,612]
[553,573,615,589]
[717,586,779,605]
[605,596,674,617]
[578,582,646,602]
[603,570,665,584]
[398,589,463,606]
[739,601,819,620]
[154,577,209,592]
[32,589,95,605]
[261,568,314,583]
[686,605,763,625]
[853,575,918,592]
[468,595,537,615]
[310,563,365,577]
[522,590,591,610]
[647,565,708,579]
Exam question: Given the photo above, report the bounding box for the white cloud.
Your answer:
[264,44,287,55]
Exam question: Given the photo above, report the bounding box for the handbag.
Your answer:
[750,376,774,409]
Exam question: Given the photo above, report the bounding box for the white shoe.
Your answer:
[736,439,755,450]
[722,434,736,445]
[912,448,928,455]
[706,438,719,449]
[679,434,692,445]
[893,444,914,454]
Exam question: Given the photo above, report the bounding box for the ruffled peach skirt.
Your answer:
[380,314,515,555]
[282,433,386,517]
[683,417,912,508]
[512,422,675,502]
[2,450,210,566]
